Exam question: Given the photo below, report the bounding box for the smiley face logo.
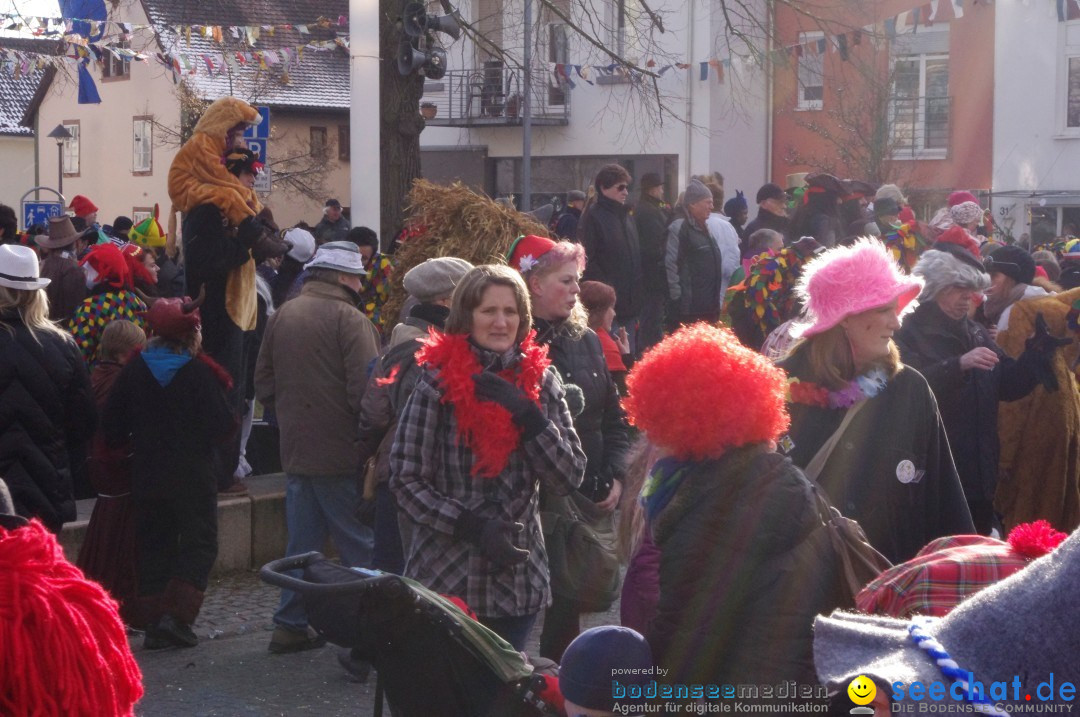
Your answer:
[847,675,876,706]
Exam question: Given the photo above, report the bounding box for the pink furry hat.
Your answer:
[793,238,923,338]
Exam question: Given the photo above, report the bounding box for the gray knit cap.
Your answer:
[403,257,474,302]
[684,179,712,206]
[815,527,1080,709]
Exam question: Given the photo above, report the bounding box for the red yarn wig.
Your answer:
[0,520,143,715]
[624,323,790,460]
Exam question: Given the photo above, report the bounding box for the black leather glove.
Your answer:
[473,372,549,440]
[454,511,530,567]
[1024,313,1072,391]
[236,215,262,249]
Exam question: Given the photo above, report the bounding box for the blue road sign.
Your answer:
[246,138,267,162]
[243,106,271,139]
[22,201,63,230]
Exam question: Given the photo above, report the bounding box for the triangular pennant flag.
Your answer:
[709,58,723,83]
[952,0,964,18]
[817,38,827,54]
[699,61,708,81]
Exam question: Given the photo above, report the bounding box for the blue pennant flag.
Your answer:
[77,60,102,103]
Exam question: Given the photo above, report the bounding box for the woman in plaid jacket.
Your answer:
[390,265,586,650]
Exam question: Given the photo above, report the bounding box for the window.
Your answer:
[1068,57,1080,127]
[338,124,350,161]
[61,121,80,176]
[548,23,569,106]
[310,126,328,159]
[797,32,825,110]
[132,207,153,225]
[890,55,949,156]
[133,117,152,174]
[102,40,130,80]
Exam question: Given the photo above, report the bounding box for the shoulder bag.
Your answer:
[541,488,621,613]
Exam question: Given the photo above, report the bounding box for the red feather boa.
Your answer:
[417,330,550,478]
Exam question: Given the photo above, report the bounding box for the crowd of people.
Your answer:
[3,96,1080,715]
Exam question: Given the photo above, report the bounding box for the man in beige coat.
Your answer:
[255,240,381,654]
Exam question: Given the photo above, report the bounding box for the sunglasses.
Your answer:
[614,184,629,192]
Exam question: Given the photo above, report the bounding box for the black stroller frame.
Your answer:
[260,552,559,717]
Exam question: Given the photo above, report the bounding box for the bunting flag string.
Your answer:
[0,12,348,46]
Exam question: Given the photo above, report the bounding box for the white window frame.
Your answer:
[61,121,80,176]
[133,117,153,174]
[1060,19,1080,136]
[889,53,949,160]
[796,32,825,111]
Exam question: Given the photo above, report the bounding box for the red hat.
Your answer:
[947,190,979,208]
[121,243,156,286]
[506,234,556,274]
[68,194,99,217]
[80,243,131,290]
[934,224,983,260]
[146,295,203,341]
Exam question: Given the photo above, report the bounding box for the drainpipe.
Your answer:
[683,0,694,186]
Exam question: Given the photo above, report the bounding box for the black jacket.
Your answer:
[535,318,630,500]
[665,216,724,321]
[553,207,581,241]
[895,302,1039,502]
[634,195,671,293]
[778,350,974,563]
[743,208,790,252]
[648,446,845,685]
[104,350,235,499]
[0,312,95,531]
[580,195,643,319]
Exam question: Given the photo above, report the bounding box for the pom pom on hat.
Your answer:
[1007,520,1068,559]
[507,234,556,274]
[723,190,747,216]
[625,323,790,460]
[948,190,979,207]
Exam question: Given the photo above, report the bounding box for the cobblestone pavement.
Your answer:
[135,569,622,715]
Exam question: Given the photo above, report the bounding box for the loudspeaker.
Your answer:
[422,47,447,79]
[402,2,426,37]
[397,39,427,75]
[425,13,460,40]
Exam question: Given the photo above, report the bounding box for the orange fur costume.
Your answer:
[994,287,1080,533]
[167,97,262,330]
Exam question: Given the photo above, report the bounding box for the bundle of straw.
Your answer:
[383,179,551,323]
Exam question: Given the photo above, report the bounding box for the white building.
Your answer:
[416,0,770,205]
[992,0,1080,244]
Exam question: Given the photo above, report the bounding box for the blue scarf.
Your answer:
[640,456,696,524]
[141,345,192,387]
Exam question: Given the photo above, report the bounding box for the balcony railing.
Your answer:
[420,61,570,127]
[890,94,950,157]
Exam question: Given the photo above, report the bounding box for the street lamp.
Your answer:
[47,124,72,196]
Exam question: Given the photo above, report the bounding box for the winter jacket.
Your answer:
[0,312,96,531]
[895,301,1039,503]
[357,304,448,486]
[665,215,724,322]
[313,215,351,245]
[648,445,845,685]
[634,195,671,294]
[255,279,381,475]
[553,207,582,241]
[778,349,974,563]
[534,318,630,499]
[39,251,87,322]
[580,195,643,319]
[743,207,790,254]
[104,346,235,499]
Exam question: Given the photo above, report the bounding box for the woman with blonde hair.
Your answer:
[776,239,974,563]
[0,244,96,532]
[390,264,585,650]
[509,236,631,660]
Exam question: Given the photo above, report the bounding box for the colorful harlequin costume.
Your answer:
[69,244,147,365]
[359,253,394,330]
[880,221,930,272]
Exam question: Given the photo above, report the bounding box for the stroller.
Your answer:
[260,552,561,717]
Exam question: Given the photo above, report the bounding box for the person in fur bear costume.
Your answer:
[992,286,1080,533]
[168,97,286,492]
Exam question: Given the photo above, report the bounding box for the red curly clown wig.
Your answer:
[624,323,790,461]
